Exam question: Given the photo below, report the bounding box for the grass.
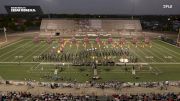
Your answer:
[0,38,180,82]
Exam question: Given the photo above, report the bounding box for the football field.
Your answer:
[0,38,180,82]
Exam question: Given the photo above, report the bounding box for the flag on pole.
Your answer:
[107,37,113,44]
[3,27,8,42]
[3,27,6,32]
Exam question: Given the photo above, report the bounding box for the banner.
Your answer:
[5,6,43,15]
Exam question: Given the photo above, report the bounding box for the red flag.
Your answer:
[96,37,101,43]
[107,37,113,44]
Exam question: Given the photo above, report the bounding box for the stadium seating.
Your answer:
[40,19,142,37]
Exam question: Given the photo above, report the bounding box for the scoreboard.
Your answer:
[0,0,180,15]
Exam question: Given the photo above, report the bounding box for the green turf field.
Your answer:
[0,38,180,82]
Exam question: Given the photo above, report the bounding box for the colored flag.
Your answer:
[3,27,6,32]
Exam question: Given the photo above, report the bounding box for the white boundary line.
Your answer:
[156,40,180,56]
[0,62,39,63]
[29,71,156,74]
[153,41,180,57]
[0,62,179,65]
[159,40,180,48]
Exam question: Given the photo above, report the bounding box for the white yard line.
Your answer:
[30,42,55,71]
[152,42,177,62]
[130,43,156,62]
[144,47,166,63]
[12,43,43,62]
[0,39,24,49]
[155,41,180,56]
[137,48,157,62]
[31,61,43,71]
[1,42,34,62]
[37,43,54,57]
[153,41,180,57]
[159,40,180,48]
[0,40,31,58]
[22,43,46,61]
[128,43,146,63]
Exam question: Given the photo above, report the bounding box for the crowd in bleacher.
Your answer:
[0,80,180,100]
[1,80,180,90]
[112,93,180,101]
[0,92,109,101]
[0,91,180,101]
[35,80,180,90]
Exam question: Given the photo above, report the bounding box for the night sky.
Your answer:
[0,0,180,15]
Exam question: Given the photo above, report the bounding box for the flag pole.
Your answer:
[4,27,7,42]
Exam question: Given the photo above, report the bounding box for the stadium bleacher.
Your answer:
[40,19,142,37]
